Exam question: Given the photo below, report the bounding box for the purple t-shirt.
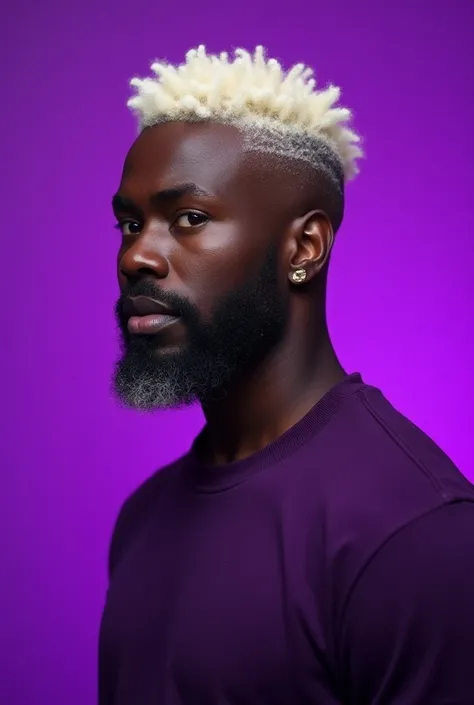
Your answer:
[99,374,474,704]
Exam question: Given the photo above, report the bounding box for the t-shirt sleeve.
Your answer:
[337,501,474,704]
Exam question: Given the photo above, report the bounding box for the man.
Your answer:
[99,46,474,704]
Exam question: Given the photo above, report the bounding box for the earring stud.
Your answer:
[292,268,307,283]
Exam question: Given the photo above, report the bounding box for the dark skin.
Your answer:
[113,121,345,465]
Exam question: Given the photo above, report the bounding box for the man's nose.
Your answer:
[118,232,170,283]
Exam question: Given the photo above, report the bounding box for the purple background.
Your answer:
[2,1,473,702]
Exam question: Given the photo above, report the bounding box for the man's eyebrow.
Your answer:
[111,193,140,213]
[112,182,215,213]
[151,182,215,205]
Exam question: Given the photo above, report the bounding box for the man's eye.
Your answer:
[174,211,209,229]
[115,220,141,236]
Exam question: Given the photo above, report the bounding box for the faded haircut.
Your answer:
[126,46,363,230]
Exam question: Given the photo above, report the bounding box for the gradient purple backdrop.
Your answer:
[2,1,473,702]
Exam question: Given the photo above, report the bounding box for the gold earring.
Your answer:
[292,268,307,283]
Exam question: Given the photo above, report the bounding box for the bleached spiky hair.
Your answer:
[127,46,363,218]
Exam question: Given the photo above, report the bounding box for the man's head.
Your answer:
[112,46,362,411]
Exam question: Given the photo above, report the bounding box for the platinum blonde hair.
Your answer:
[127,45,363,190]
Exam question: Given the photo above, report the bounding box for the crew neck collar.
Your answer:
[182,373,364,493]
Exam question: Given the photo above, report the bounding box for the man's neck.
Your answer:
[200,329,345,466]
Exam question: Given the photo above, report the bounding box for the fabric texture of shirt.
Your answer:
[98,373,474,704]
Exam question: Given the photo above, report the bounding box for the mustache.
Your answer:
[115,280,195,325]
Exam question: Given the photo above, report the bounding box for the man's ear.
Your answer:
[286,210,334,285]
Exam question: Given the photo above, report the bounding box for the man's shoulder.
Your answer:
[108,454,186,578]
[319,380,474,508]
[119,455,184,514]
[296,382,474,605]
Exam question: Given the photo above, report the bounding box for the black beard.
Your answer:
[112,245,288,411]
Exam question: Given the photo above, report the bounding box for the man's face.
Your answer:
[112,122,291,410]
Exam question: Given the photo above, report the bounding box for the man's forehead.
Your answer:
[121,121,250,197]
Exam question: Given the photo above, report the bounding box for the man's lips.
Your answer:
[123,295,180,335]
